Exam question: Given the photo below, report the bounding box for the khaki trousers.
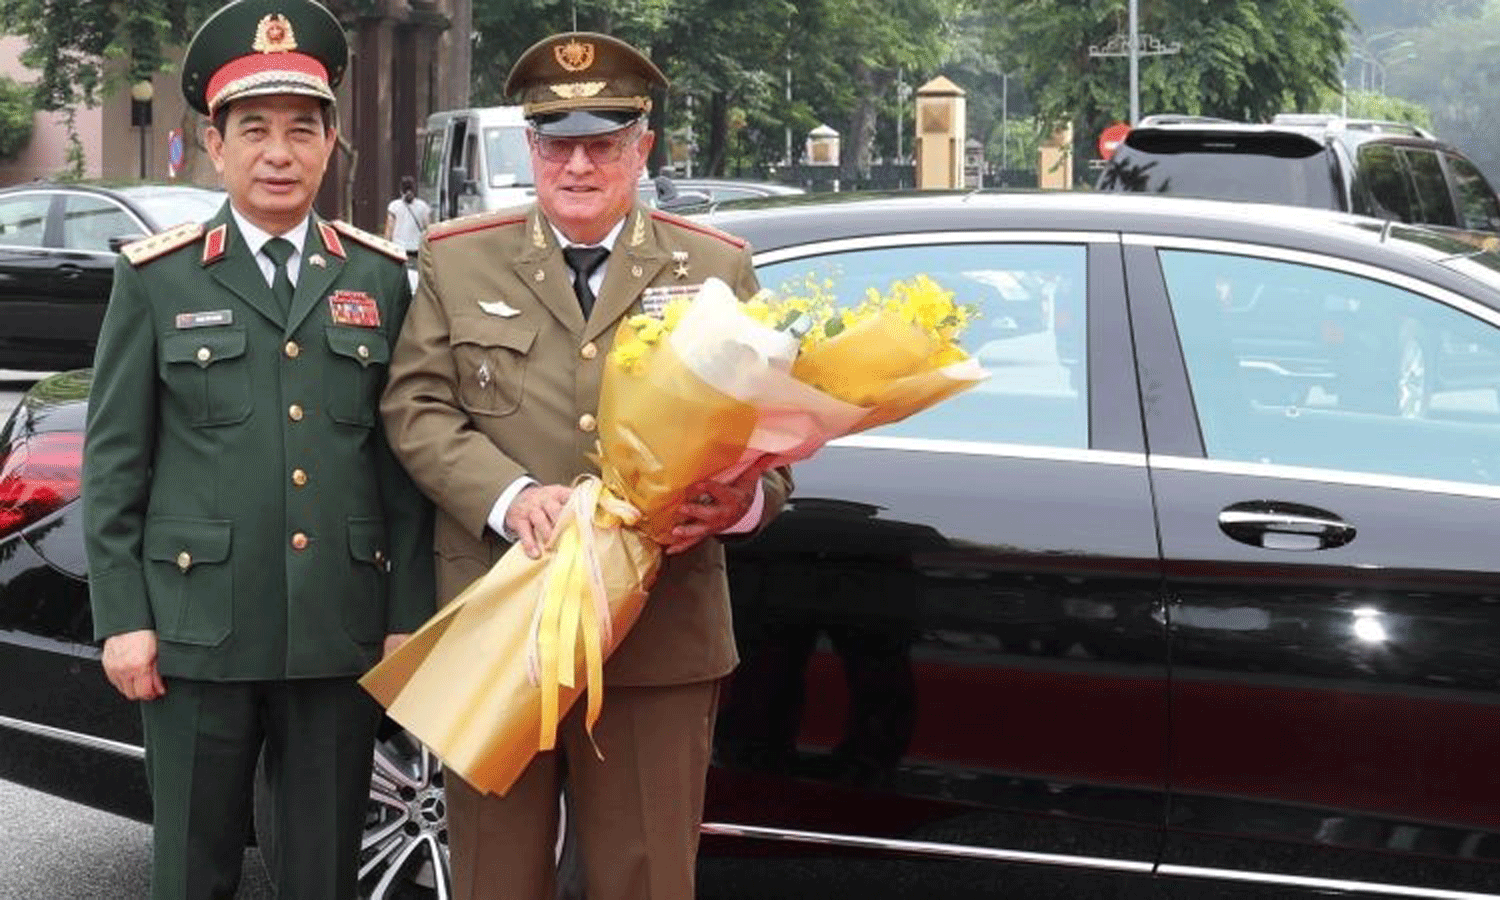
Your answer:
[446,679,720,900]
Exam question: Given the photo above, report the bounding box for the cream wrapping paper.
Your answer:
[361,277,987,797]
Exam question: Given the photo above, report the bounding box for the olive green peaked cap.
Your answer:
[504,32,667,136]
[182,0,348,116]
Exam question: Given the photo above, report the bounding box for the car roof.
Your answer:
[1124,114,1450,153]
[697,190,1500,300]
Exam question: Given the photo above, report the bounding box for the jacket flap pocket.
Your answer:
[348,517,387,566]
[143,517,233,566]
[161,329,247,368]
[325,327,391,368]
[451,318,537,354]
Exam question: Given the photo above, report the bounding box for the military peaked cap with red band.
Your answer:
[504,32,667,137]
[181,0,348,116]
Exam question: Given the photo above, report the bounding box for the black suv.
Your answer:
[1097,113,1500,247]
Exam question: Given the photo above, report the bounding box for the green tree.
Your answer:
[0,0,376,111]
[1383,5,1500,182]
[982,0,1351,183]
[0,75,35,159]
[1309,87,1433,127]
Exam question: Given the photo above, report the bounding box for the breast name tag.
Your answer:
[175,309,233,329]
[640,283,702,318]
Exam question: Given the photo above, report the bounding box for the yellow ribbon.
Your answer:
[529,476,642,755]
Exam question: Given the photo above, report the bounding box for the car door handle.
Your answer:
[57,264,83,279]
[1218,501,1356,551]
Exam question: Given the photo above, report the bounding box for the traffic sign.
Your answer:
[1098,122,1131,160]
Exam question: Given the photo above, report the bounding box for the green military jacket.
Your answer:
[83,203,435,681]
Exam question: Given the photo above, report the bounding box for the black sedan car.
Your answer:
[3,192,1500,899]
[0,182,226,370]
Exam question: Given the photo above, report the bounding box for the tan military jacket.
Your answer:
[382,203,791,686]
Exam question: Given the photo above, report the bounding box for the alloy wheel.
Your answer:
[360,729,451,900]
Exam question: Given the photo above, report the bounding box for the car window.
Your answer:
[1356,143,1418,222]
[1402,148,1459,228]
[120,188,224,230]
[61,194,138,253]
[1097,133,1340,209]
[1443,153,1500,234]
[1159,248,1500,486]
[482,125,533,187]
[0,194,50,248]
[757,243,1088,447]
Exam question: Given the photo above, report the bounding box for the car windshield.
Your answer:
[483,126,534,187]
[1098,132,1341,209]
[117,187,225,230]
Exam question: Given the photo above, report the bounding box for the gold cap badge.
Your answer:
[554,39,595,72]
[253,14,298,53]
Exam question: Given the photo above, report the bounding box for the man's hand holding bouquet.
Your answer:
[361,273,987,796]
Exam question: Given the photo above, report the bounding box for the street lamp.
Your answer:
[130,80,154,180]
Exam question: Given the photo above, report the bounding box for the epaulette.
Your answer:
[429,209,526,242]
[649,208,748,249]
[120,221,205,267]
[329,219,407,262]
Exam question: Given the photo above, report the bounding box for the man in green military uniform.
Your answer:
[82,1,433,897]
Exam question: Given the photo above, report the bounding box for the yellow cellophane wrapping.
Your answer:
[360,305,762,798]
[599,316,760,544]
[792,307,987,433]
[361,487,659,796]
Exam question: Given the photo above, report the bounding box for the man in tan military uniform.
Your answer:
[82,1,433,897]
[381,31,791,900]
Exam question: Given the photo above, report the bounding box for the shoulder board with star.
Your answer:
[120,221,206,267]
[330,219,407,262]
[428,209,527,243]
[649,209,748,249]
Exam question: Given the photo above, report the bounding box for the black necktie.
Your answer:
[563,245,609,317]
[262,237,296,315]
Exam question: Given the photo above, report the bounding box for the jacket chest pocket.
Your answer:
[160,329,252,427]
[451,318,536,417]
[325,327,391,427]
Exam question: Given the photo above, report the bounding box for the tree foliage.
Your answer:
[0,74,34,160]
[1381,4,1500,182]
[2,0,1373,186]
[979,0,1351,184]
[0,0,375,111]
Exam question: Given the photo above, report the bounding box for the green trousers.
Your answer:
[141,677,379,900]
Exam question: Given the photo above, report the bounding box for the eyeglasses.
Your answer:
[529,127,642,165]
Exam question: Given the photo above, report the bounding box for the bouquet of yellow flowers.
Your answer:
[360,274,985,797]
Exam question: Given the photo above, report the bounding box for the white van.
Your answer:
[419,106,535,221]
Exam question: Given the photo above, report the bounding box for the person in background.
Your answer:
[380,30,791,900]
[385,174,432,258]
[81,1,434,897]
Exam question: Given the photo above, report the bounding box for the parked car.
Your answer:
[0,182,227,370]
[639,175,805,211]
[1096,113,1500,249]
[4,191,1500,899]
